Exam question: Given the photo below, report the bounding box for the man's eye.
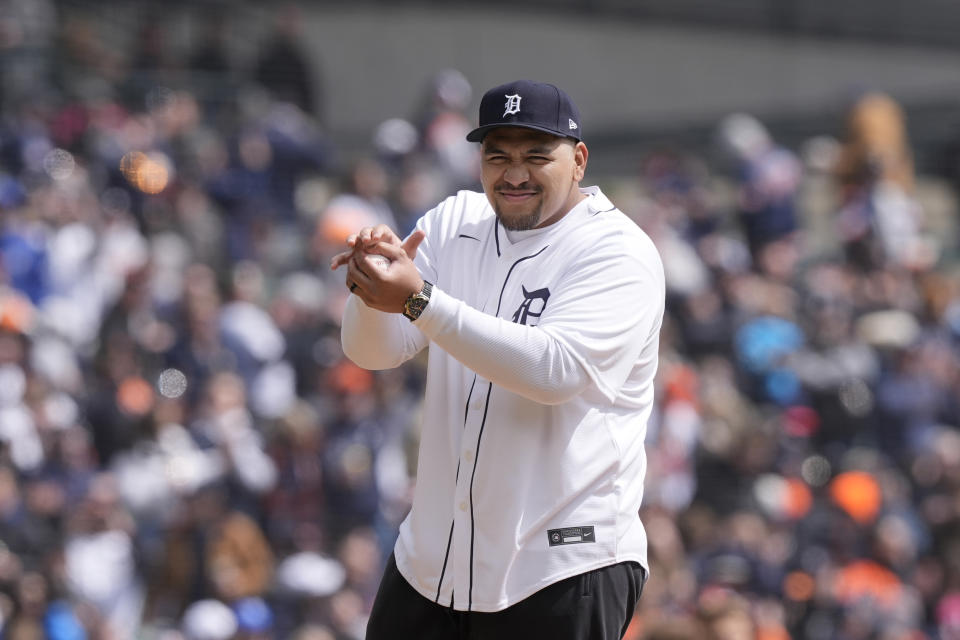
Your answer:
[529,156,550,163]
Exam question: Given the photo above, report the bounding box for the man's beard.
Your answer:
[495,205,541,231]
[493,196,542,231]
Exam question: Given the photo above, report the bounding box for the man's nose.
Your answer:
[503,164,529,186]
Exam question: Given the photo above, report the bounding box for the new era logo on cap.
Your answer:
[467,80,583,143]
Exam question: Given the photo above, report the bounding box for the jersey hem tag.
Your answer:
[547,526,595,546]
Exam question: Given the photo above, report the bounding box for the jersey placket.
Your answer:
[447,247,516,610]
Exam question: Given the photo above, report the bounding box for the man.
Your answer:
[331,80,664,640]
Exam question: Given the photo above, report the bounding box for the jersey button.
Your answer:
[459,501,468,512]
[464,450,474,461]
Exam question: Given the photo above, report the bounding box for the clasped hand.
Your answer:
[329,224,426,314]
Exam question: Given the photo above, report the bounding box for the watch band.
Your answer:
[403,280,433,321]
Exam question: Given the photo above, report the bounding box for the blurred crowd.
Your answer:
[1,2,960,640]
[627,95,960,639]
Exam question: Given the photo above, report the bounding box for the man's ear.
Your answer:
[573,142,588,182]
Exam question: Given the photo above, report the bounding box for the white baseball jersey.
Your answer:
[341,186,664,612]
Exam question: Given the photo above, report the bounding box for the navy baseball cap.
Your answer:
[466,80,583,143]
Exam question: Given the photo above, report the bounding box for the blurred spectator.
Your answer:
[207,90,333,261]
[253,4,321,121]
[716,113,802,280]
[63,474,142,637]
[414,69,478,190]
[181,598,238,640]
[188,8,233,77]
[315,159,398,252]
[146,483,273,620]
[834,92,933,270]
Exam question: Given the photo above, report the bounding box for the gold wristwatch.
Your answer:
[402,281,433,321]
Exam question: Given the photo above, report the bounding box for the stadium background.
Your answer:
[2,1,960,638]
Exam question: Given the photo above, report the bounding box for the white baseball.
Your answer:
[367,254,391,270]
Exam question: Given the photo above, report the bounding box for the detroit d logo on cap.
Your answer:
[503,94,522,116]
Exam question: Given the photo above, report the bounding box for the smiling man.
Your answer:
[332,80,665,640]
[480,127,587,231]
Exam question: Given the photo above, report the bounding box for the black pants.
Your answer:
[365,553,645,640]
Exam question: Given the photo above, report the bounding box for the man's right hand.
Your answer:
[330,225,425,271]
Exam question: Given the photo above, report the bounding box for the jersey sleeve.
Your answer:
[413,229,664,404]
[340,295,426,370]
[538,232,664,401]
[414,286,592,404]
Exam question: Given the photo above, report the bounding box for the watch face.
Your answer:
[406,296,427,317]
[404,282,432,321]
